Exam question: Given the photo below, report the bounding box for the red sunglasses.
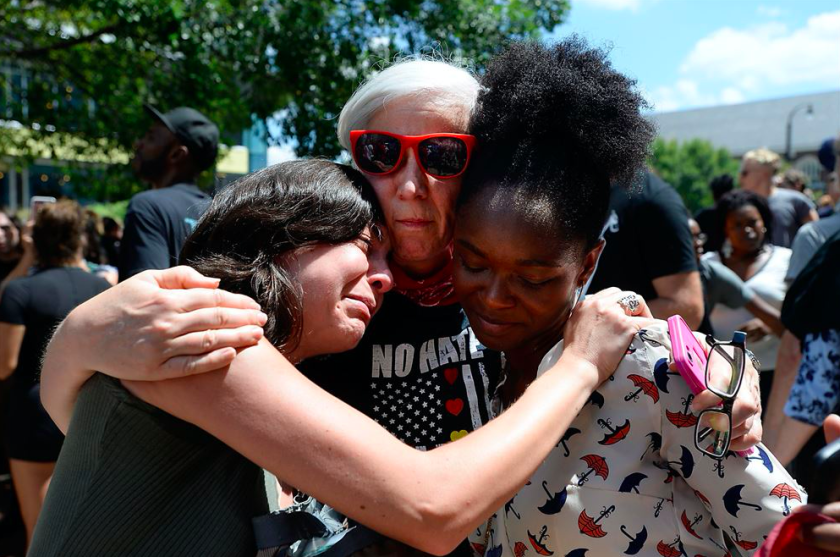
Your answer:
[350,130,476,179]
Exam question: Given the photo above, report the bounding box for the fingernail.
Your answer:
[258,311,268,323]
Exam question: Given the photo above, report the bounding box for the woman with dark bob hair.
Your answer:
[35,159,643,555]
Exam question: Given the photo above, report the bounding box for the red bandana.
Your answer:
[392,249,459,307]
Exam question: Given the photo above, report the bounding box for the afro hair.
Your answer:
[459,37,656,250]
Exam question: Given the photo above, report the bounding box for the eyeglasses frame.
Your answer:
[349,130,476,180]
[694,331,747,459]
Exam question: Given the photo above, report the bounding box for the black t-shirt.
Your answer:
[0,267,111,388]
[119,183,210,280]
[589,172,697,301]
[302,291,503,450]
[0,257,19,282]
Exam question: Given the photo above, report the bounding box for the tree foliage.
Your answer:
[1,0,570,200]
[649,137,740,213]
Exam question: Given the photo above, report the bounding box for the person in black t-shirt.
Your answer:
[0,201,110,546]
[588,170,704,327]
[119,105,218,280]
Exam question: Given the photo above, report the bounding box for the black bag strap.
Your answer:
[253,510,384,557]
[319,525,384,557]
[253,511,328,551]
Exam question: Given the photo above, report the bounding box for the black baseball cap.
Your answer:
[144,104,220,171]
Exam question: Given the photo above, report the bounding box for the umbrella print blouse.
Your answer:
[470,322,806,557]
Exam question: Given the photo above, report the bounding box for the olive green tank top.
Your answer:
[29,374,268,556]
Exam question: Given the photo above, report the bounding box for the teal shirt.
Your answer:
[29,374,268,556]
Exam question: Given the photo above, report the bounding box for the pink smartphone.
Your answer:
[667,315,752,457]
[667,315,707,394]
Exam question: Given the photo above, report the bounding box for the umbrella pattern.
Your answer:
[597,418,631,446]
[746,446,774,473]
[506,494,521,520]
[618,472,648,494]
[640,432,662,460]
[769,483,802,516]
[723,484,763,517]
[577,454,609,486]
[728,526,758,551]
[619,524,648,555]
[680,510,703,539]
[653,498,666,518]
[693,489,712,511]
[577,506,614,538]
[587,390,605,409]
[653,357,674,394]
[537,482,567,515]
[655,537,685,557]
[466,323,803,557]
[528,525,554,556]
[665,396,697,428]
[556,428,581,457]
[655,445,695,478]
[625,374,660,403]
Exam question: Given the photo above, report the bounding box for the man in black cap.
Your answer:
[118,105,218,280]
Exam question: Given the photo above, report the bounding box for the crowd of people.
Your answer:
[0,37,838,557]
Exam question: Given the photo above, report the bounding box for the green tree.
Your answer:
[649,137,740,213]
[0,0,570,200]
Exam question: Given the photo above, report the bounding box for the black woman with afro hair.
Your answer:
[457,39,801,557]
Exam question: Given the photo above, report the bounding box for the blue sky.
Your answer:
[551,0,840,112]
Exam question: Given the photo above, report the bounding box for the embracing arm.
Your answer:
[40,267,268,432]
[126,288,647,554]
[127,339,601,554]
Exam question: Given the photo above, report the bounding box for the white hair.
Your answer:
[337,57,480,151]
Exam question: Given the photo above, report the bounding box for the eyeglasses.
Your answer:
[350,130,476,180]
[694,331,746,459]
[693,232,708,246]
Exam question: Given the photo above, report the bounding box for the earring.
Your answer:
[572,286,583,309]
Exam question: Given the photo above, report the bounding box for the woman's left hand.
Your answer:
[686,336,763,451]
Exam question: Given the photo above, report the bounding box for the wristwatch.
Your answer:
[745,349,761,374]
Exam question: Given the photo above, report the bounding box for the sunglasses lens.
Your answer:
[354,133,401,174]
[419,137,468,177]
[696,409,731,458]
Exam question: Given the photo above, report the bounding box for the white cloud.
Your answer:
[756,5,783,18]
[720,87,745,104]
[647,79,735,113]
[648,10,840,111]
[681,12,840,88]
[576,0,642,12]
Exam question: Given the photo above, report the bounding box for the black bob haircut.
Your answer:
[180,159,379,352]
[458,38,656,253]
[715,189,775,250]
